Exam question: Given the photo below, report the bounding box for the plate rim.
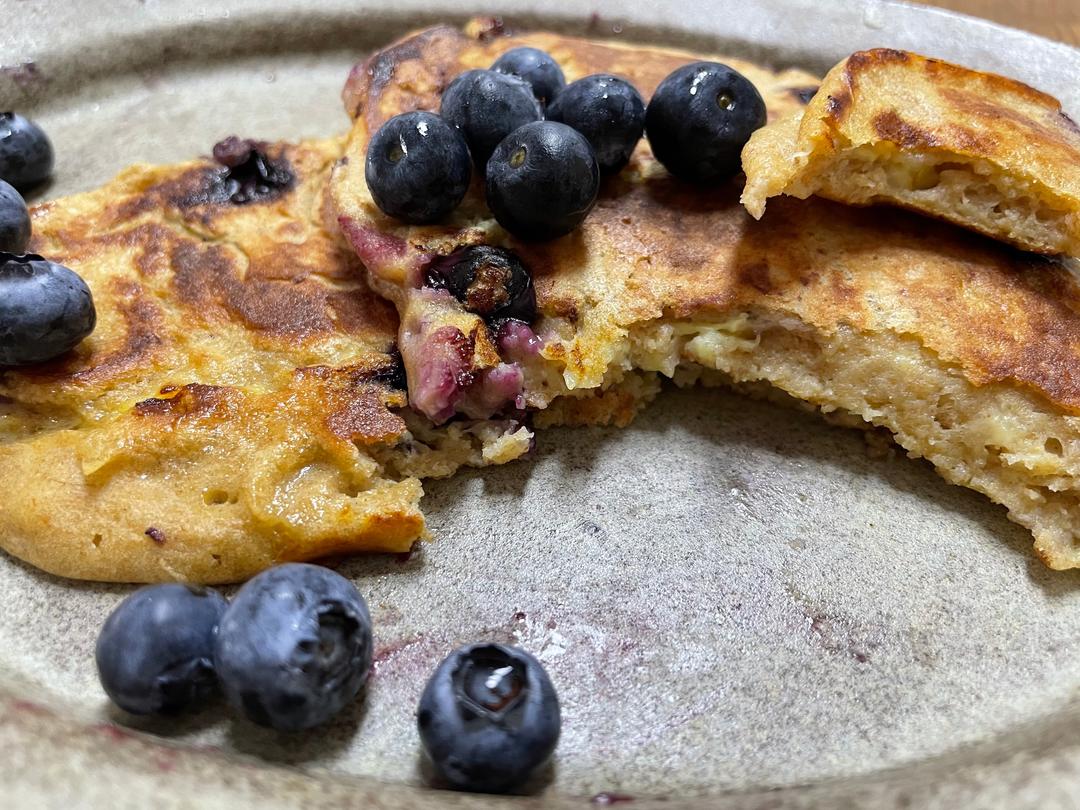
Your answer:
[4,0,1080,806]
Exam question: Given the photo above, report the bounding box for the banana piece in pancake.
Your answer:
[0,137,531,584]
[332,21,1080,570]
[741,49,1080,256]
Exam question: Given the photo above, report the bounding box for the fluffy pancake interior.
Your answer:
[743,112,1078,256]
[740,49,1080,256]
[626,315,1080,569]
[333,23,1080,569]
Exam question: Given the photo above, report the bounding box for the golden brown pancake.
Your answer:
[0,137,531,584]
[330,19,817,425]
[741,49,1080,256]
[331,21,1080,569]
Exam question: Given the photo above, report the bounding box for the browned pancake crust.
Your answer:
[330,23,1080,569]
[15,140,399,416]
[330,20,818,421]
[0,139,531,584]
[333,23,1080,415]
[825,48,1080,172]
[740,49,1080,254]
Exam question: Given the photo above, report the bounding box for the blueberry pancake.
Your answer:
[331,21,1080,569]
[0,137,531,584]
[330,20,817,428]
[741,49,1080,256]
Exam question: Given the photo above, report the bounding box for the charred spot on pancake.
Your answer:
[789,86,819,105]
[872,110,941,149]
[178,137,294,207]
[170,239,373,340]
[133,383,233,419]
[292,364,408,443]
[325,384,407,444]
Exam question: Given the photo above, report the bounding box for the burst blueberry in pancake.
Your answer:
[330,19,817,428]
[740,49,1080,256]
[331,21,1080,569]
[0,137,531,584]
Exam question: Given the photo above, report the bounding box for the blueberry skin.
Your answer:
[440,70,543,168]
[0,180,31,253]
[486,121,599,241]
[418,643,560,793]
[214,563,373,732]
[0,112,54,190]
[96,584,228,715]
[644,62,766,183]
[547,74,645,175]
[0,253,96,366]
[365,111,471,224]
[424,245,536,323]
[491,47,566,107]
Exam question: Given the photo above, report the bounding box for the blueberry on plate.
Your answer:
[95,584,228,715]
[547,74,646,174]
[424,245,536,323]
[417,642,560,794]
[486,121,599,241]
[0,112,54,190]
[440,70,543,168]
[366,111,471,224]
[644,61,766,183]
[0,180,31,253]
[214,563,373,732]
[0,253,96,366]
[491,47,566,107]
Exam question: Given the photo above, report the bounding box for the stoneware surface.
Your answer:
[3,1,1080,807]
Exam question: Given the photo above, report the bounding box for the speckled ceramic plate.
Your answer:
[4,1,1080,807]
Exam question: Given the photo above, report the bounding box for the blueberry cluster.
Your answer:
[365,47,767,240]
[96,563,561,793]
[0,113,97,366]
[96,564,374,731]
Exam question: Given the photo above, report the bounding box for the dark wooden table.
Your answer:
[917,0,1080,45]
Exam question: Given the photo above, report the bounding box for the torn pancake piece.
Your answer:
[332,24,1080,569]
[741,49,1080,256]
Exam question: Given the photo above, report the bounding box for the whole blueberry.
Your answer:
[486,121,599,241]
[645,62,766,183]
[0,253,96,366]
[213,563,373,732]
[95,584,228,715]
[365,111,471,224]
[491,47,566,107]
[547,74,645,174]
[0,180,31,253]
[418,643,560,793]
[440,70,542,168]
[0,112,54,190]
[424,245,536,323]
